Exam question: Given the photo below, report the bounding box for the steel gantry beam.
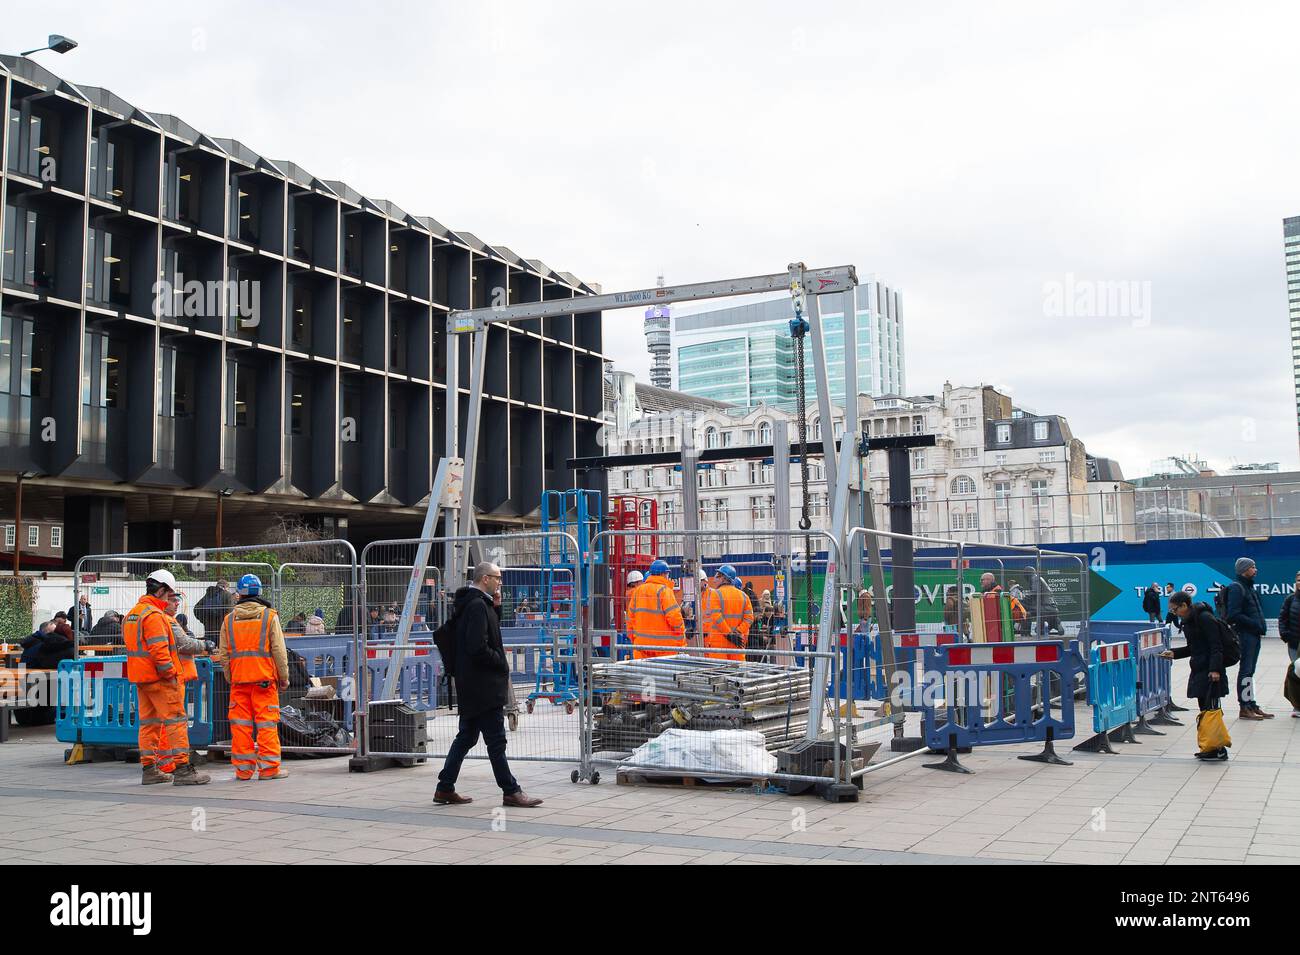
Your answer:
[440,263,856,582]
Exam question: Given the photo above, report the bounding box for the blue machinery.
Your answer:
[526,489,603,713]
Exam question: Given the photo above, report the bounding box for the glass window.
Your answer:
[951,475,976,495]
[1033,421,1048,441]
[0,315,11,394]
[27,525,38,548]
[229,362,256,427]
[290,378,311,436]
[291,285,312,350]
[50,526,62,549]
[996,424,1011,443]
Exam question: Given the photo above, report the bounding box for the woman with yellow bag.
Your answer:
[1162,591,1231,761]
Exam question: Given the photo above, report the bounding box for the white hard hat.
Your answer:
[627,570,644,585]
[698,569,708,581]
[147,568,179,591]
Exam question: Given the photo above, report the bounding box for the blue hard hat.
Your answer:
[715,564,737,580]
[237,573,262,596]
[649,559,670,577]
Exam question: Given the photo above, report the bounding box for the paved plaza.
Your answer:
[2,638,1297,866]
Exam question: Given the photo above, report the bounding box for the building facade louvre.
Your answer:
[0,55,605,564]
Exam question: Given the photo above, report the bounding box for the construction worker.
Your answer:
[626,559,684,658]
[220,573,290,781]
[123,569,210,786]
[703,565,753,662]
[620,570,645,660]
[159,592,212,774]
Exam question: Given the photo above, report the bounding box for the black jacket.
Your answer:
[1281,592,1300,649]
[1170,603,1225,700]
[1024,572,1059,616]
[68,602,94,634]
[20,630,74,669]
[195,585,234,637]
[451,586,510,717]
[1224,575,1266,637]
[1142,587,1161,615]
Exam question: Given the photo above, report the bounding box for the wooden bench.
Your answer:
[0,667,57,743]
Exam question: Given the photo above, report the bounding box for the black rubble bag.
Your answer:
[277,704,351,758]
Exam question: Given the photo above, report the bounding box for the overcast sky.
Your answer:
[12,1,1299,479]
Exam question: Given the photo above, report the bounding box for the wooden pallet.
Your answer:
[615,769,767,789]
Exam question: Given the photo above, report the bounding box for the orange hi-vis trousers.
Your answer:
[137,680,191,769]
[229,682,283,779]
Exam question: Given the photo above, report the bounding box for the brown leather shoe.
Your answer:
[502,791,543,808]
[433,789,472,805]
[1255,707,1275,719]
[1239,709,1265,721]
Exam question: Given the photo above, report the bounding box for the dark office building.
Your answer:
[0,56,605,566]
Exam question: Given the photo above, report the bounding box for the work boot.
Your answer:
[433,789,472,805]
[1254,706,1275,719]
[141,764,173,785]
[1239,709,1265,721]
[502,791,544,808]
[171,763,211,786]
[258,768,290,780]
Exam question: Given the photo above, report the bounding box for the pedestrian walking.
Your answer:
[433,561,543,808]
[1142,582,1162,624]
[1162,592,1231,761]
[1024,567,1064,636]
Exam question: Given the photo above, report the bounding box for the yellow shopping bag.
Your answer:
[1196,708,1232,753]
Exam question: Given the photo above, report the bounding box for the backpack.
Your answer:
[432,611,459,677]
[1198,604,1240,668]
[1213,582,1236,620]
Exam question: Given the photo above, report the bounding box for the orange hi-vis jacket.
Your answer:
[222,605,280,684]
[124,595,180,684]
[702,583,753,661]
[626,574,685,657]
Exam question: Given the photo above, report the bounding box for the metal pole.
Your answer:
[453,328,488,587]
[382,459,450,700]
[12,473,22,576]
[885,447,916,633]
[806,291,839,497]
[804,440,855,739]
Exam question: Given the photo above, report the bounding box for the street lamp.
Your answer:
[215,487,234,550]
[20,35,78,56]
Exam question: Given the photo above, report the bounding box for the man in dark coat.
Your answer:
[1142,583,1161,623]
[1224,557,1270,719]
[194,580,234,641]
[1163,592,1228,760]
[433,561,542,809]
[1023,568,1064,636]
[68,594,93,635]
[88,610,122,646]
[1279,570,1300,717]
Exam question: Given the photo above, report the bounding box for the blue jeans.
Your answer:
[437,707,520,795]
[1237,631,1263,706]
